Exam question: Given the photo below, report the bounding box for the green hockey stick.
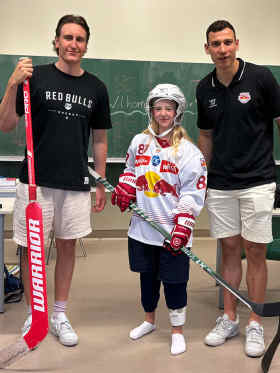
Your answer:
[88,166,280,318]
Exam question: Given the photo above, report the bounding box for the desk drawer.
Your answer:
[0,198,15,214]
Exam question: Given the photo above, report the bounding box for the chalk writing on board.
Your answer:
[109,95,197,117]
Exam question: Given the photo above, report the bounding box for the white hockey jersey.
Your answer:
[124,132,207,247]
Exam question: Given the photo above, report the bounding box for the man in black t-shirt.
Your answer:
[197,20,280,357]
[0,15,111,346]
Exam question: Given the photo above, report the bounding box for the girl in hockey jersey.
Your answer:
[112,84,207,355]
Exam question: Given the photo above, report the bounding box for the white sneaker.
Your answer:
[171,333,186,355]
[245,321,265,357]
[129,321,156,340]
[50,313,78,346]
[204,314,239,346]
[22,314,32,337]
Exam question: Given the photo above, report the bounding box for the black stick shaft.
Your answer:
[261,317,280,373]
[89,167,280,318]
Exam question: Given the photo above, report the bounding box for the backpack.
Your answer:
[4,264,24,303]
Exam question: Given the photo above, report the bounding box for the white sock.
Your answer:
[129,321,156,340]
[52,301,67,318]
[171,333,186,355]
[27,305,32,316]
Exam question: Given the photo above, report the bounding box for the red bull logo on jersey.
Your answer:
[160,160,178,175]
[238,92,251,104]
[136,171,178,199]
[153,179,178,198]
[135,155,151,167]
[136,175,149,191]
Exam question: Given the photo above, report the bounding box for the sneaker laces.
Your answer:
[58,320,74,334]
[212,316,234,335]
[247,325,264,344]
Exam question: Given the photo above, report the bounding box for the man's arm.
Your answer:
[276,118,280,137]
[92,128,108,212]
[0,58,33,132]
[197,128,213,167]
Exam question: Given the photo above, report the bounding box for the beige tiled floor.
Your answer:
[1,237,280,372]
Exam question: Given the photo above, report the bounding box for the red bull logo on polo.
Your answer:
[238,92,251,104]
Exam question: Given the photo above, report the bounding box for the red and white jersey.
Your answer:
[125,133,207,246]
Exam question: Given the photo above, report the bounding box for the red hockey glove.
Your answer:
[163,213,195,256]
[111,173,136,212]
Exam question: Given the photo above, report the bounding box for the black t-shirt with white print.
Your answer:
[16,64,112,191]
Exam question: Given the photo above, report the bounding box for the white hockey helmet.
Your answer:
[146,83,186,125]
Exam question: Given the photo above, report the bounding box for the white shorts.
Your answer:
[206,183,276,243]
[13,182,92,247]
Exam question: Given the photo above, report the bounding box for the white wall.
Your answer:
[0,0,280,65]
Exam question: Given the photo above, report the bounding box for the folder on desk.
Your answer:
[0,178,16,213]
[0,177,16,188]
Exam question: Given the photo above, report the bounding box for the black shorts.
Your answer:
[128,237,190,284]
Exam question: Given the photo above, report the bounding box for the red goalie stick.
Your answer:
[0,78,48,368]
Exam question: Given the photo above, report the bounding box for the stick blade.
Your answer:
[26,202,49,350]
[258,301,280,317]
[261,317,280,373]
[0,338,29,368]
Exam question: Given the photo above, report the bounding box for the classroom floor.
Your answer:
[1,237,280,373]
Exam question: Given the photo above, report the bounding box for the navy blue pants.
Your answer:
[128,237,189,312]
[140,272,187,312]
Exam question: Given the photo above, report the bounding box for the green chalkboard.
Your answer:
[0,55,280,161]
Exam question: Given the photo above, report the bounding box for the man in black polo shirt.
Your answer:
[197,20,280,357]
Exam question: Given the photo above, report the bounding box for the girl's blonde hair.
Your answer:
[144,119,193,155]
